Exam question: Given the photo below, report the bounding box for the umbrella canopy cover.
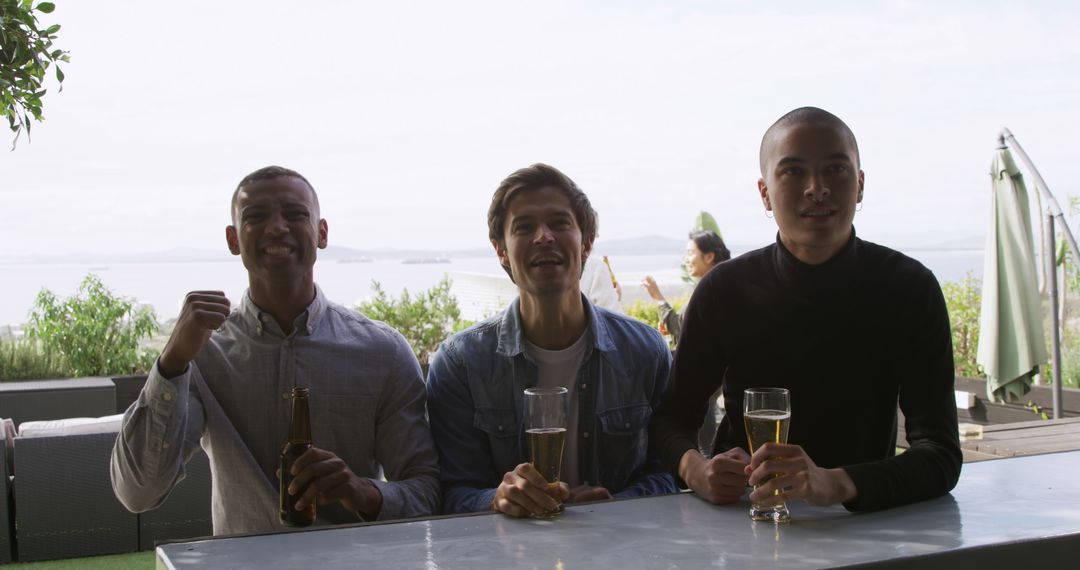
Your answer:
[976,148,1048,402]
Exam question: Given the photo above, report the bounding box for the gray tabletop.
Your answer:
[157,451,1080,569]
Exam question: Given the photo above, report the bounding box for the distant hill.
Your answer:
[1,236,691,265]
[0,233,984,265]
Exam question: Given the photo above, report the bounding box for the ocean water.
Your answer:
[0,249,983,327]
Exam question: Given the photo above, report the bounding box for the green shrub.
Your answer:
[941,272,982,378]
[625,295,689,349]
[26,274,160,377]
[356,275,471,365]
[0,337,67,380]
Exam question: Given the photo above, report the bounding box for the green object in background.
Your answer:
[691,211,723,240]
[976,147,1048,403]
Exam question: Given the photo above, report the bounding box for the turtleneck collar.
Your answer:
[772,227,861,298]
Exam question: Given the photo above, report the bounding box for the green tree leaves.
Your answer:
[1,0,68,148]
[25,274,160,377]
[942,272,983,378]
[356,275,471,365]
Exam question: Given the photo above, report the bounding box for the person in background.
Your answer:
[111,166,440,534]
[426,163,677,517]
[582,253,623,312]
[650,107,961,513]
[641,230,730,346]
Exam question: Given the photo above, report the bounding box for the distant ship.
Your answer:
[402,256,451,264]
[337,256,373,263]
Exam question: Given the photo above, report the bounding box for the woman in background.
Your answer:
[641,230,730,347]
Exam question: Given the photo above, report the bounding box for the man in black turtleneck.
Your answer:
[650,107,961,512]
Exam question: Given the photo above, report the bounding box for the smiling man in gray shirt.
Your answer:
[110,166,439,534]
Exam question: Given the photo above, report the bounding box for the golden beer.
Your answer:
[743,410,791,452]
[524,387,568,518]
[743,388,791,523]
[527,427,567,487]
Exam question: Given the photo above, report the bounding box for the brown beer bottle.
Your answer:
[279,387,316,526]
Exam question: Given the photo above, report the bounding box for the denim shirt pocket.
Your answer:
[473,407,520,479]
[596,403,652,487]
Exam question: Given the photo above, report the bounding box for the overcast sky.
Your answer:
[2,0,1078,258]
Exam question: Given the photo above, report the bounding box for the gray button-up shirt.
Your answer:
[110,287,440,535]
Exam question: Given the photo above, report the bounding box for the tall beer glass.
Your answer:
[524,387,568,518]
[744,387,791,523]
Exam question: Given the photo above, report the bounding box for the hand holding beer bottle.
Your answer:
[279,388,384,524]
[280,387,316,526]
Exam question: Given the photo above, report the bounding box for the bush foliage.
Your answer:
[0,337,66,380]
[24,274,159,377]
[356,275,471,365]
[625,295,688,348]
[941,272,983,378]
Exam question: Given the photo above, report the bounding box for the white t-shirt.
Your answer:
[523,331,589,488]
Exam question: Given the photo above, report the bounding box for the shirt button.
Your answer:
[580,384,587,390]
[497,425,504,431]
[162,442,170,449]
[624,422,631,429]
[256,325,263,335]
[163,392,173,401]
[282,391,290,400]
[583,432,590,439]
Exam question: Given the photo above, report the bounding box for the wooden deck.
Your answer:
[960,416,1080,459]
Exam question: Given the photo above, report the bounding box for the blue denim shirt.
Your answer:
[427,295,677,514]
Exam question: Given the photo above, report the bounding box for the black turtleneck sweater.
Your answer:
[650,232,962,511]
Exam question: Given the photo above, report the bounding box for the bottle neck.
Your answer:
[288,390,312,443]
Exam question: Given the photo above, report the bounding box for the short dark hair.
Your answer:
[487,163,598,281]
[759,107,860,175]
[230,165,319,224]
[689,230,730,264]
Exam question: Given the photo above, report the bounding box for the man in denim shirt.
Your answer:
[427,163,677,517]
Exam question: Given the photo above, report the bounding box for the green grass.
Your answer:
[8,551,154,569]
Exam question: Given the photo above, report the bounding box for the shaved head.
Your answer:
[759,107,859,176]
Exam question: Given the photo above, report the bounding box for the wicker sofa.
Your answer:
[4,416,212,562]
[1,418,14,564]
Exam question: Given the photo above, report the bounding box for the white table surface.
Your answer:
[157,450,1080,569]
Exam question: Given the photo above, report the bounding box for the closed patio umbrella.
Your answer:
[976,145,1048,402]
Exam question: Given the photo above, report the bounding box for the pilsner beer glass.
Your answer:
[524,387,569,518]
[744,387,791,523]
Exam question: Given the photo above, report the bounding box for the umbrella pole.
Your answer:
[1001,129,1080,267]
[1047,215,1064,419]
[1003,129,1069,418]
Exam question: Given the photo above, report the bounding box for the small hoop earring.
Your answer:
[856,202,863,212]
[765,211,774,219]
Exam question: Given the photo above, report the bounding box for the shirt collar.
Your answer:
[236,285,327,337]
[495,293,615,357]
